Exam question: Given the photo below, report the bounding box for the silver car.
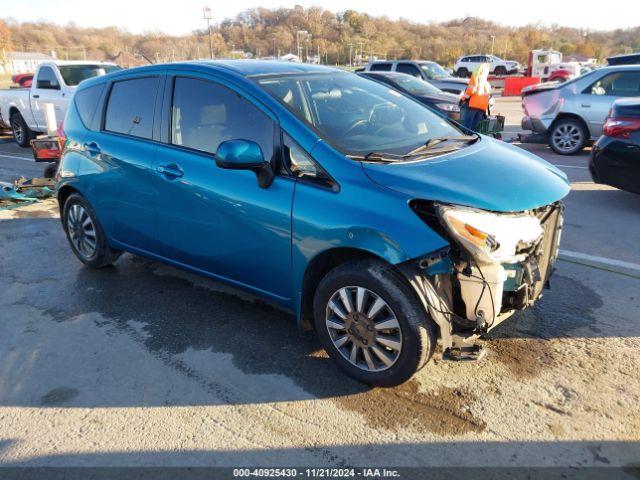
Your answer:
[521,65,640,155]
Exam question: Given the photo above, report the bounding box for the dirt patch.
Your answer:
[333,380,485,435]
[488,337,556,379]
[12,209,53,219]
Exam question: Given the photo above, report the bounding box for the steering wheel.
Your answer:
[343,118,371,136]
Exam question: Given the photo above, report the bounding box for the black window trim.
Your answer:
[100,74,164,143]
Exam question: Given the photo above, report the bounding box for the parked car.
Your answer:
[521,65,640,155]
[56,61,569,386]
[607,52,640,66]
[358,71,461,120]
[363,60,469,95]
[0,61,120,147]
[454,54,520,78]
[589,97,640,194]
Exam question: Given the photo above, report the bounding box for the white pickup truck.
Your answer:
[0,61,120,147]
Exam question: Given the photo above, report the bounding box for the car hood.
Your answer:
[418,92,460,104]
[361,137,570,212]
[434,76,469,85]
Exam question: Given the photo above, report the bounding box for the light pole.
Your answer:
[203,6,213,59]
[490,35,496,56]
[296,30,308,62]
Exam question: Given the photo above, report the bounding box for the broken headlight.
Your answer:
[438,205,543,265]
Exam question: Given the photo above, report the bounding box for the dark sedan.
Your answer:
[358,71,461,121]
[590,98,640,195]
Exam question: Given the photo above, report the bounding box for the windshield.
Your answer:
[256,72,463,157]
[58,64,121,86]
[419,62,450,79]
[392,75,441,95]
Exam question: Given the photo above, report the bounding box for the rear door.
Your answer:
[83,73,164,253]
[576,70,640,136]
[152,72,295,300]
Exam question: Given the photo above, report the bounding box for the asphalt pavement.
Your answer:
[0,115,638,471]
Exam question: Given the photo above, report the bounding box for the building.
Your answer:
[0,51,54,75]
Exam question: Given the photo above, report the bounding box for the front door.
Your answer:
[153,74,294,300]
[31,66,66,130]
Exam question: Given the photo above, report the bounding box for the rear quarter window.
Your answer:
[370,63,392,71]
[105,77,159,140]
[74,83,106,131]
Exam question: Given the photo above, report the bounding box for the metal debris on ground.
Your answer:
[0,177,55,210]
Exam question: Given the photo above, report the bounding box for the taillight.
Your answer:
[57,121,67,151]
[603,117,640,139]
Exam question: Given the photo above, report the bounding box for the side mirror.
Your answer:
[215,139,274,189]
[37,79,60,90]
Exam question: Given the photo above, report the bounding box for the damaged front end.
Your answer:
[400,200,564,360]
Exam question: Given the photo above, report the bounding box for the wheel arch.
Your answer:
[298,247,388,331]
[551,112,590,136]
[57,183,82,219]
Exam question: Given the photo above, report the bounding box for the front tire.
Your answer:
[313,259,437,387]
[10,111,33,148]
[549,118,588,155]
[62,193,121,268]
[494,66,507,76]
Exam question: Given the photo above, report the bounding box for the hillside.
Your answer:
[1,7,639,67]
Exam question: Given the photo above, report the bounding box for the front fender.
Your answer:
[290,162,450,322]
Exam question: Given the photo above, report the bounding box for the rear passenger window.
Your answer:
[370,63,392,71]
[105,77,159,139]
[74,83,105,130]
[586,72,640,97]
[171,77,274,158]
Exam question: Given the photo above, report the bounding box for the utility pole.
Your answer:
[296,30,308,62]
[348,43,353,67]
[203,6,214,59]
[490,35,496,56]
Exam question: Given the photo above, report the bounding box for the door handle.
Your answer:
[157,163,184,179]
[83,142,101,156]
[32,94,40,99]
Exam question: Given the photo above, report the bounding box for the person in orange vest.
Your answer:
[460,63,491,130]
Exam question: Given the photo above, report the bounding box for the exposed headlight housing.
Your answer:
[438,205,543,265]
[436,103,460,112]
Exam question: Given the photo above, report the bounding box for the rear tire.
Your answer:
[549,118,588,155]
[10,111,33,148]
[62,193,121,268]
[313,259,437,387]
[456,68,469,78]
[43,163,58,179]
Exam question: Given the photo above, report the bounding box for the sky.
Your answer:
[2,0,639,35]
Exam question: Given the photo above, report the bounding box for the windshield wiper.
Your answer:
[407,134,479,155]
[346,152,404,163]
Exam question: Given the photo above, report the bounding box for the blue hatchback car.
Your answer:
[57,61,570,386]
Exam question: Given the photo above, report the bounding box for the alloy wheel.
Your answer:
[551,123,583,152]
[11,119,24,145]
[66,204,97,259]
[325,286,402,372]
